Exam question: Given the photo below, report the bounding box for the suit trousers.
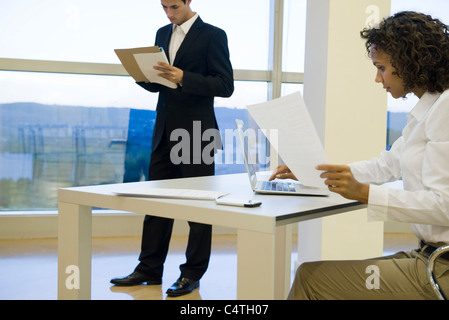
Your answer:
[288,247,449,300]
[135,131,214,281]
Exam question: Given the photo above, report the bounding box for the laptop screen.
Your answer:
[235,119,258,190]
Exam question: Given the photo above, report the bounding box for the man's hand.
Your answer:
[316,164,369,203]
[153,62,184,85]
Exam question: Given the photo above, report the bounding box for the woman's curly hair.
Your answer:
[360,11,449,93]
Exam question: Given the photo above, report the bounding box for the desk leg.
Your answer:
[275,224,293,299]
[57,202,92,300]
[237,225,292,300]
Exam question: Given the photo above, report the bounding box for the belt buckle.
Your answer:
[422,241,449,261]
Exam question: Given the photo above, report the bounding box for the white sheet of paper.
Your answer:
[246,91,328,188]
[133,51,177,89]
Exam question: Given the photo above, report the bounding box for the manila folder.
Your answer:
[114,46,164,83]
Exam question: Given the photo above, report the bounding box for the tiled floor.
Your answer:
[0,233,418,300]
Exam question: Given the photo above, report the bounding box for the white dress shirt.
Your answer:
[350,89,449,244]
[169,13,199,65]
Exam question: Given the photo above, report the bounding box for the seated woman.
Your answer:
[270,11,449,300]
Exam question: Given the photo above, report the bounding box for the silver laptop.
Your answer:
[235,119,329,196]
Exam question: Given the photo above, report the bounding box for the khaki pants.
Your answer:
[288,248,449,300]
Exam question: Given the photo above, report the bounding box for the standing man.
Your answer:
[111,0,234,297]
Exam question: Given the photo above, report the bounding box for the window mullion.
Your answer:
[267,0,285,171]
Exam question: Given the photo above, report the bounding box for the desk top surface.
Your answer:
[58,173,365,233]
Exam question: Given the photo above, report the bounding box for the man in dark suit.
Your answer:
[111,0,234,297]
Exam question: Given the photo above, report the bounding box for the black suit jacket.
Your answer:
[137,17,234,154]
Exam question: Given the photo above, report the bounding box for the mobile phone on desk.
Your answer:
[215,197,262,208]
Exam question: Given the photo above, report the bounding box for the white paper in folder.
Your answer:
[246,91,328,188]
[133,50,177,89]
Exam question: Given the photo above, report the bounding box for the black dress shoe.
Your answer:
[166,277,199,297]
[110,271,161,286]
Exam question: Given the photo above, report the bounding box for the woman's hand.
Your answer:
[269,164,298,181]
[316,164,369,203]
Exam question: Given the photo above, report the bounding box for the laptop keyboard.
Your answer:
[261,181,297,192]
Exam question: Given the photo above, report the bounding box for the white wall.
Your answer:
[297,0,391,264]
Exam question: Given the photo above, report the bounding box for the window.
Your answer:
[196,0,271,70]
[0,1,166,63]
[0,0,271,69]
[0,71,270,210]
[282,0,307,73]
[0,0,306,212]
[1,71,149,210]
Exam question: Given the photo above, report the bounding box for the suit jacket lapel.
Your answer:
[173,17,204,66]
[155,24,173,61]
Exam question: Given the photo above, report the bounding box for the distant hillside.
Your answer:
[0,102,405,139]
[215,107,248,130]
[1,102,247,130]
[0,102,250,153]
[0,102,135,129]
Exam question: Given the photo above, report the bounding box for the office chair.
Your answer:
[426,245,449,300]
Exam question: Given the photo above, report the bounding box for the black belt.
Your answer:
[420,241,449,261]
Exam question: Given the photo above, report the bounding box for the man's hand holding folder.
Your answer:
[114,46,177,89]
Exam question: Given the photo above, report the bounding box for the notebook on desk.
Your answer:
[235,119,329,196]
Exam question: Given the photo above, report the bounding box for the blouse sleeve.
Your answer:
[352,94,449,227]
[349,137,404,185]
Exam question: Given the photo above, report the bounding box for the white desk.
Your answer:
[57,173,365,300]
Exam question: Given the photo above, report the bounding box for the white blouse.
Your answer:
[350,89,449,244]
